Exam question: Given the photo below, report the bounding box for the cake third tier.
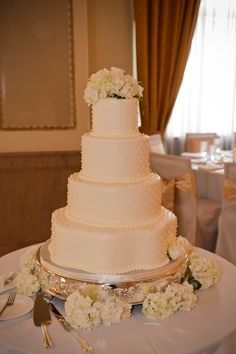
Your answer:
[66,172,161,227]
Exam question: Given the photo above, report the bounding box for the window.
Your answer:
[167,0,236,149]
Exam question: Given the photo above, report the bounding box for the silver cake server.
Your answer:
[33,294,54,349]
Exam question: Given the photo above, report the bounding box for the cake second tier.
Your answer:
[66,172,161,227]
[80,133,150,183]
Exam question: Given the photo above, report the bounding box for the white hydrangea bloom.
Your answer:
[143,292,176,319]
[168,236,193,261]
[20,245,38,272]
[17,271,40,297]
[34,268,49,290]
[83,87,98,106]
[189,252,222,289]
[179,281,198,311]
[100,296,132,326]
[65,291,101,330]
[65,285,131,330]
[84,67,143,105]
[142,281,198,320]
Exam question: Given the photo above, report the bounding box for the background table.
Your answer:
[0,246,236,354]
[193,167,224,202]
[182,151,226,202]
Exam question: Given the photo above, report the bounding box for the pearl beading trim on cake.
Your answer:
[65,207,164,231]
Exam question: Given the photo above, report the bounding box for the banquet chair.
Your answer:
[148,134,166,154]
[150,153,197,244]
[150,153,221,250]
[216,163,236,265]
[185,133,219,153]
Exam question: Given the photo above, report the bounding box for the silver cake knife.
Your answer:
[49,303,94,353]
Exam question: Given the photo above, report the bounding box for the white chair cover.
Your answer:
[149,134,166,154]
[196,198,221,252]
[186,133,218,152]
[150,153,221,250]
[216,163,236,265]
[150,153,197,245]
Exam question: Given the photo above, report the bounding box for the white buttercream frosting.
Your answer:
[66,172,161,227]
[81,133,150,183]
[92,98,139,136]
[49,207,177,274]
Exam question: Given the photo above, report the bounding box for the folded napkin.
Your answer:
[0,272,18,294]
[197,164,223,171]
[191,158,207,164]
[182,152,205,159]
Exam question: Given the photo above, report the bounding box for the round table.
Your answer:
[193,167,224,202]
[0,246,236,354]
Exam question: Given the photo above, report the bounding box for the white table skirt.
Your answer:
[0,246,236,354]
[193,168,224,202]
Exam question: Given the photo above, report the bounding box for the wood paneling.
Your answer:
[0,151,81,256]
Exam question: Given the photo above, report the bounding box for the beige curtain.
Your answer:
[134,0,200,136]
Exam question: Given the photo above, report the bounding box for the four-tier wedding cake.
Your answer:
[49,68,177,274]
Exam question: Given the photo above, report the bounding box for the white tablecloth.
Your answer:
[193,168,224,202]
[182,151,226,202]
[0,246,236,354]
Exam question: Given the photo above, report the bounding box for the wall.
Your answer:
[0,0,133,153]
[0,151,81,256]
[87,0,133,75]
[0,0,133,255]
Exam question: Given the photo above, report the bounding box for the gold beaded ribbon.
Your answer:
[224,178,236,199]
[161,172,195,212]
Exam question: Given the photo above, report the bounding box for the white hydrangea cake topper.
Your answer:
[84,67,143,106]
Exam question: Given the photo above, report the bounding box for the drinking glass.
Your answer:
[208,144,217,163]
[199,141,208,159]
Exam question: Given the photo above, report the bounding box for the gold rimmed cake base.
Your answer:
[35,240,188,305]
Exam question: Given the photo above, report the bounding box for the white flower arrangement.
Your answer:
[187,252,222,290]
[20,245,38,272]
[15,244,222,326]
[16,245,48,297]
[142,281,198,320]
[65,285,132,330]
[168,236,193,261]
[17,271,40,297]
[84,67,143,106]
[140,241,222,321]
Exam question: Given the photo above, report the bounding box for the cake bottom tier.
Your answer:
[49,207,177,274]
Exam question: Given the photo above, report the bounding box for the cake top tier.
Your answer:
[91,98,139,136]
[84,67,143,106]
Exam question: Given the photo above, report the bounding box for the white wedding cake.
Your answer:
[49,68,177,274]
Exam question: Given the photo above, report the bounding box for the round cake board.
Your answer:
[36,240,188,304]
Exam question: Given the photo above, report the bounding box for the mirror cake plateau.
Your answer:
[35,240,188,304]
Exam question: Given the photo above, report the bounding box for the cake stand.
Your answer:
[35,240,188,305]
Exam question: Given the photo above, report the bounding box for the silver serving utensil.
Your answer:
[33,294,54,349]
[0,290,16,317]
[49,303,94,353]
[4,272,17,286]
